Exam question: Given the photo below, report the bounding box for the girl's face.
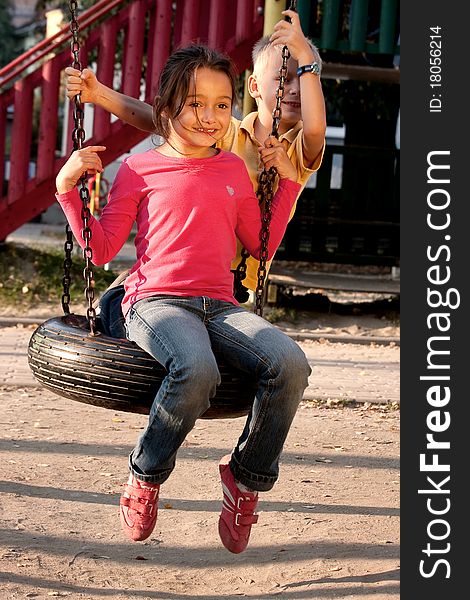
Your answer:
[168,67,233,158]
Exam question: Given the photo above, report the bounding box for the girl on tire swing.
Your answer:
[55,44,311,554]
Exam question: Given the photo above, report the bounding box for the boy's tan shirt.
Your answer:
[217,112,325,292]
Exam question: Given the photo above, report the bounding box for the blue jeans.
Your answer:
[125,295,311,492]
[99,285,126,338]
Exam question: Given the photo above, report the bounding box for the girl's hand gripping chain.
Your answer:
[56,146,106,194]
[259,136,297,181]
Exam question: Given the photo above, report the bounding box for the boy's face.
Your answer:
[249,50,301,130]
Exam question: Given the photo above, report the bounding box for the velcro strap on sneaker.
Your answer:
[124,485,159,501]
[120,496,156,515]
[236,512,259,526]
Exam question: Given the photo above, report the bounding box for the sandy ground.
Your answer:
[0,299,400,342]
[0,387,399,600]
[0,294,400,599]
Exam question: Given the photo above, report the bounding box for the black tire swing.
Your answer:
[28,0,295,419]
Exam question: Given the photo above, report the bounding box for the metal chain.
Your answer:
[61,229,73,314]
[235,2,296,317]
[60,4,80,316]
[67,0,97,333]
[253,43,290,315]
[270,45,290,138]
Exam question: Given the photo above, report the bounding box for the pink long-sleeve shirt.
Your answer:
[56,149,300,316]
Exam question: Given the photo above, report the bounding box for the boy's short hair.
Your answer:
[252,36,322,76]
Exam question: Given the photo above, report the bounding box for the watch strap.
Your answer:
[296,62,321,77]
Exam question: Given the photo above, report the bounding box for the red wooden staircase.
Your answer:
[0,0,264,242]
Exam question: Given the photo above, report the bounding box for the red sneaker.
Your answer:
[119,473,160,541]
[218,454,259,553]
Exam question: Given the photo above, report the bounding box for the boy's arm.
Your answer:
[65,67,155,133]
[270,10,326,166]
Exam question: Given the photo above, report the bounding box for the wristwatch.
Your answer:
[297,62,321,77]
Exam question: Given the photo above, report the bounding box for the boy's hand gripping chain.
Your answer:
[62,0,97,333]
[236,0,297,317]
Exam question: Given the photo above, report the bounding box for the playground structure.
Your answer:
[0,0,400,266]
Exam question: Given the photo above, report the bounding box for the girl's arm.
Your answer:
[65,67,154,133]
[56,148,137,265]
[56,145,106,194]
[236,179,300,261]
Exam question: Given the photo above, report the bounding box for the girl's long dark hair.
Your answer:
[153,45,238,140]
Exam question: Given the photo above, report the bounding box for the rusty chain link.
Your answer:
[236,1,297,317]
[61,0,97,332]
[61,231,73,314]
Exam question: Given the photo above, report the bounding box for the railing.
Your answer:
[0,0,264,242]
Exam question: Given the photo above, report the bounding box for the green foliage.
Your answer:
[35,1,96,14]
[32,0,99,36]
[0,0,19,66]
[265,306,297,324]
[0,242,118,310]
